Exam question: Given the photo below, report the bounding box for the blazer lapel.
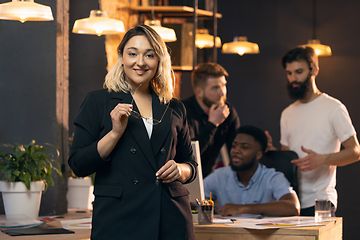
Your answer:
[151,91,171,159]
[110,91,157,171]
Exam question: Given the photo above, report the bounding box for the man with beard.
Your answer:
[267,46,360,216]
[182,62,240,178]
[203,126,300,216]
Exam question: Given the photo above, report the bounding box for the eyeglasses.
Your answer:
[130,98,169,125]
[130,86,169,125]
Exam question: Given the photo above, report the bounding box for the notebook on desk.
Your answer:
[186,141,205,202]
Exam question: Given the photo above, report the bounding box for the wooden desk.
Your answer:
[0,211,92,240]
[0,212,342,240]
[194,217,343,240]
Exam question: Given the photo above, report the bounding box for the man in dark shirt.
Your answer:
[182,62,240,178]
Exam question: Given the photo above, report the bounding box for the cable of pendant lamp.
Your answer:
[305,0,332,56]
[144,0,177,42]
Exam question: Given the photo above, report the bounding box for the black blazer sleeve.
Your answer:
[170,99,197,184]
[68,90,109,177]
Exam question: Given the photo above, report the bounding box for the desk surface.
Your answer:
[0,211,92,240]
[0,211,342,240]
[194,217,343,240]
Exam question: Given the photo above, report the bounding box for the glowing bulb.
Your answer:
[95,29,103,36]
[19,17,27,23]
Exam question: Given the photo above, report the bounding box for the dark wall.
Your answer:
[0,0,59,215]
[69,1,107,134]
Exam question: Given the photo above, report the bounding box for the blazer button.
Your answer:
[133,177,139,185]
[155,179,160,186]
[160,147,166,155]
[130,147,137,154]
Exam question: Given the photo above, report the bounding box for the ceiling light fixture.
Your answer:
[0,0,53,23]
[305,0,332,56]
[222,36,259,56]
[195,28,221,49]
[306,39,331,56]
[72,10,125,36]
[144,19,177,42]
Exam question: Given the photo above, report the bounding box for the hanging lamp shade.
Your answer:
[0,0,53,23]
[222,36,259,56]
[72,10,125,36]
[195,29,221,49]
[144,19,177,42]
[306,39,332,56]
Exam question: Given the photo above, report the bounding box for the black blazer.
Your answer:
[69,89,197,240]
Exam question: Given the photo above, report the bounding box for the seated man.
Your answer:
[203,126,300,217]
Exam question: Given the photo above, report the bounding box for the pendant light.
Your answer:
[0,0,53,23]
[195,29,221,49]
[222,36,259,56]
[305,0,332,56]
[72,10,125,36]
[144,0,176,42]
[144,19,177,42]
[306,39,331,56]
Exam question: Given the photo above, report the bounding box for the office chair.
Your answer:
[259,150,299,196]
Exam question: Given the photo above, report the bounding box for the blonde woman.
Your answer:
[69,25,197,240]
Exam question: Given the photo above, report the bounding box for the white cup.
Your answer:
[315,199,331,222]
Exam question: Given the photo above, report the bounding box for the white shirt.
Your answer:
[280,93,356,208]
[142,118,153,138]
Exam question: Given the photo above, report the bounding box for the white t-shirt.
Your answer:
[280,93,356,208]
[142,118,153,138]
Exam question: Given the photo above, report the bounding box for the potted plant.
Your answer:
[67,173,95,210]
[67,135,95,210]
[0,140,62,219]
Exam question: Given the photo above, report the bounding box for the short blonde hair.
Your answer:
[104,25,175,103]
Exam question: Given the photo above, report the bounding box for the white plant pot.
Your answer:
[0,181,44,220]
[67,177,94,209]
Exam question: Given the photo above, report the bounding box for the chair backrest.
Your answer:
[259,150,299,195]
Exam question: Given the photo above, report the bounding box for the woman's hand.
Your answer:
[97,103,133,159]
[110,103,133,137]
[156,160,181,183]
[156,161,192,183]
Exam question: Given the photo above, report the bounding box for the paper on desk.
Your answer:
[212,218,234,224]
[0,218,43,229]
[61,217,92,229]
[214,214,264,224]
[228,216,325,229]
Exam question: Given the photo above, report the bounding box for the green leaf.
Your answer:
[26,162,37,177]
[4,169,12,181]
[23,172,31,189]
[12,169,20,177]
[0,140,62,192]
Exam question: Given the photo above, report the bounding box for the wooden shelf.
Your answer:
[172,65,193,71]
[130,6,222,18]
